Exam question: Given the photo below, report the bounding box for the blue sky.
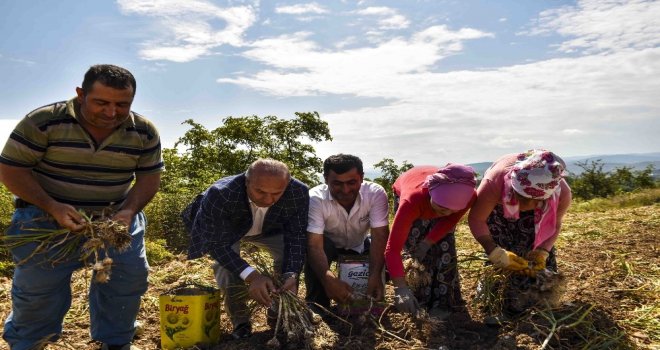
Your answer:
[1,0,659,170]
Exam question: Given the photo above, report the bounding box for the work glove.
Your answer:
[488,246,528,271]
[526,249,549,270]
[394,286,419,315]
[522,249,550,277]
[413,240,433,261]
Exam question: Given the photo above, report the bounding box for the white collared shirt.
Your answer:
[239,200,270,280]
[307,181,389,253]
[245,200,269,237]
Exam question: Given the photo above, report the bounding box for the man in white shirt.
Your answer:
[305,154,390,308]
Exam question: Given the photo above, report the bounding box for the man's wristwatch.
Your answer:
[281,272,297,282]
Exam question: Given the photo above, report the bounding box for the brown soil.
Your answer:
[0,204,658,350]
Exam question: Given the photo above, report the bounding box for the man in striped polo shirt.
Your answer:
[0,64,163,350]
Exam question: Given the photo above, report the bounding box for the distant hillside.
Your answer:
[563,152,660,164]
[467,162,493,177]
[364,152,660,181]
[566,161,660,177]
[467,152,660,179]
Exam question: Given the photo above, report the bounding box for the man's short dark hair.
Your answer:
[323,154,364,178]
[81,64,137,96]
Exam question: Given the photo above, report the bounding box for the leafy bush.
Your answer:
[372,158,413,211]
[145,238,175,265]
[147,112,332,252]
[570,188,660,212]
[567,160,617,199]
[0,185,14,262]
[143,190,196,253]
[0,260,14,277]
[165,112,331,194]
[0,185,14,232]
[567,160,657,200]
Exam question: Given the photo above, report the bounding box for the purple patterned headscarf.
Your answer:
[424,163,477,210]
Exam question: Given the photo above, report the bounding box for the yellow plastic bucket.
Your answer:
[159,284,221,349]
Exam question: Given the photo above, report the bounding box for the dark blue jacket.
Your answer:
[183,173,309,276]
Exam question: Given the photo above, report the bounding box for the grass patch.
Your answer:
[619,304,660,343]
[524,303,633,350]
[571,189,660,212]
[0,257,14,277]
[145,238,176,265]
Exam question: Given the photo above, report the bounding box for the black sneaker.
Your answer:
[231,322,252,339]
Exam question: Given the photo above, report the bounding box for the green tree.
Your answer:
[165,112,332,193]
[373,158,414,207]
[568,160,616,200]
[147,112,332,251]
[610,166,636,193]
[632,164,656,190]
[568,161,657,200]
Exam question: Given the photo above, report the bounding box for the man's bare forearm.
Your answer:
[0,164,57,212]
[368,226,388,277]
[119,172,161,215]
[308,245,334,284]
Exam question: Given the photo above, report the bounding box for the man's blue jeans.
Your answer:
[2,206,149,350]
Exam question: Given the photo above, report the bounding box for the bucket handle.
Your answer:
[165,282,217,295]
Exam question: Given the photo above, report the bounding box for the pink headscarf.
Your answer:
[502,149,566,249]
[424,163,477,211]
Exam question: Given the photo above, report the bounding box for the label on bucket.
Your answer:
[337,255,385,316]
[159,287,221,349]
[338,259,369,294]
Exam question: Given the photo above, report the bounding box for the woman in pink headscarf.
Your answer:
[384,164,477,318]
[468,149,572,315]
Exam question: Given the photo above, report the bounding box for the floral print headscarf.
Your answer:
[511,149,565,199]
[502,149,566,249]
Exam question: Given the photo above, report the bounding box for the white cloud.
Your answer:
[118,0,660,165]
[275,3,328,15]
[354,6,410,30]
[117,0,257,62]
[334,36,358,49]
[499,17,507,22]
[219,25,494,97]
[292,15,324,23]
[218,12,659,164]
[0,120,19,150]
[378,14,409,30]
[488,136,542,149]
[0,53,36,65]
[521,0,660,54]
[562,129,585,135]
[355,6,395,16]
[139,45,211,63]
[308,55,659,165]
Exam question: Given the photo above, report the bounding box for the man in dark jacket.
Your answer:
[183,159,309,339]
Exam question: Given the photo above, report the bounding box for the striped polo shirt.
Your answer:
[0,97,164,209]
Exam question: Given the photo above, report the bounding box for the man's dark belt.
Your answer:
[14,198,34,208]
